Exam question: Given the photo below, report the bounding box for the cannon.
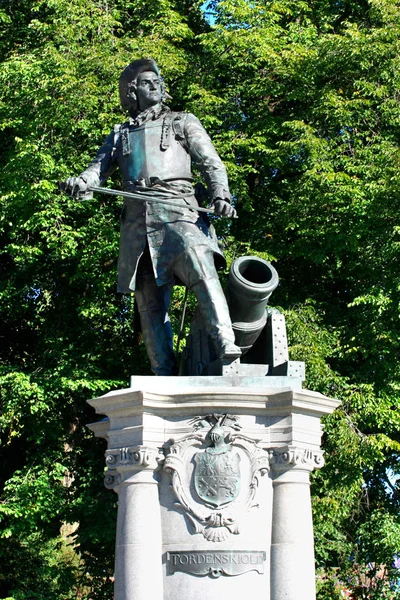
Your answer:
[180,255,304,379]
[225,256,279,354]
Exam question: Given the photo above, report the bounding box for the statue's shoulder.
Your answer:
[118,120,131,131]
[105,123,128,157]
[170,112,202,138]
[170,111,198,123]
[168,111,187,141]
[169,110,188,122]
[108,123,124,139]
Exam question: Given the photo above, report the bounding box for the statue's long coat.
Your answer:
[79,110,231,292]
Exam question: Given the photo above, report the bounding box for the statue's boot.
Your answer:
[191,277,241,359]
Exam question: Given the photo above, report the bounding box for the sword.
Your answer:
[59,182,237,218]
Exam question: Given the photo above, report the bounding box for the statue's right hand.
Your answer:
[60,177,92,200]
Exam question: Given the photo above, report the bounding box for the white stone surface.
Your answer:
[270,469,316,599]
[87,376,340,600]
[114,475,163,600]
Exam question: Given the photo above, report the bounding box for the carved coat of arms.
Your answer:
[194,419,241,507]
[163,414,270,542]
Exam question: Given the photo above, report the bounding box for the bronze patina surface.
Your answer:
[63,58,240,375]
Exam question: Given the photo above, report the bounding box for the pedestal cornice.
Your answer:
[88,377,339,423]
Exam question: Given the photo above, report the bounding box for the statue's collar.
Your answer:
[129,103,170,128]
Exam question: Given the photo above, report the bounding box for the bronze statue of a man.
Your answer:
[63,58,241,375]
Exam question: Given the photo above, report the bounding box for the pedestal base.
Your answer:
[88,376,339,600]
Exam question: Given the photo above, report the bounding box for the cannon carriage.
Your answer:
[180,256,305,379]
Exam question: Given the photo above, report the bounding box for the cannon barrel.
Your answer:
[225,256,279,354]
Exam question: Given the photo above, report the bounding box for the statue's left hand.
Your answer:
[212,200,238,219]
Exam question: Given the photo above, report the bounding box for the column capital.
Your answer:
[268,445,324,476]
[104,445,164,490]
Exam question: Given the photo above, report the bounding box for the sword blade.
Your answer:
[88,185,217,216]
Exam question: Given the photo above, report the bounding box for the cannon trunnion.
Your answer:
[180,255,305,378]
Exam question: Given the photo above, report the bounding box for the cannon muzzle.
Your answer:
[225,256,279,354]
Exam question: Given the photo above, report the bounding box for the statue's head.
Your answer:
[119,58,169,115]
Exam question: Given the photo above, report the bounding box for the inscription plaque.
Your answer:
[166,550,266,578]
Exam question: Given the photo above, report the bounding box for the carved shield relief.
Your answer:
[194,449,241,507]
[163,414,270,542]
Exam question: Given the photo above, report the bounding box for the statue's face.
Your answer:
[136,71,162,111]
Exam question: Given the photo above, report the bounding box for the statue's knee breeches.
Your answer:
[172,247,238,357]
[172,245,218,289]
[135,268,176,376]
[135,273,171,313]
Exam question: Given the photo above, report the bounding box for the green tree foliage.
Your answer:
[1,0,399,597]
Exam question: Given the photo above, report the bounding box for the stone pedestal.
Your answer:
[88,375,339,600]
